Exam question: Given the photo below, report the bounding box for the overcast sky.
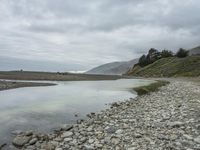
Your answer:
[0,0,200,71]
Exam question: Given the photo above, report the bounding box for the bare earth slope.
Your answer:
[11,80,200,149]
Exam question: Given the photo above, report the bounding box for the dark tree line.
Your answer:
[138,48,189,67]
[176,48,189,58]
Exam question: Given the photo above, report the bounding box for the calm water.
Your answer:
[0,79,154,144]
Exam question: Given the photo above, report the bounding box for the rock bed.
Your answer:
[11,81,200,150]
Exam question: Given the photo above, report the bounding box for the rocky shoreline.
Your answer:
[9,80,200,150]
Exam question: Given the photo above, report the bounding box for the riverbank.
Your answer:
[0,80,56,91]
[0,71,124,91]
[9,79,200,149]
[0,71,122,81]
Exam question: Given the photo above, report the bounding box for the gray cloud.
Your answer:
[0,0,199,71]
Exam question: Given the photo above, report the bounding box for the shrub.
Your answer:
[161,50,173,58]
[176,48,189,58]
[138,55,147,67]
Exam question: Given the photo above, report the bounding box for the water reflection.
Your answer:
[0,79,154,144]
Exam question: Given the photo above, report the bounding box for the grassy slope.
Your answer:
[128,56,200,77]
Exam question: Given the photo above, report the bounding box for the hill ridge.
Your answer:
[87,58,138,75]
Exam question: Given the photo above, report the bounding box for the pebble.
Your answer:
[29,138,37,145]
[105,126,117,134]
[168,121,184,128]
[61,131,73,138]
[64,138,72,142]
[115,129,123,134]
[12,136,31,147]
[83,144,94,150]
[194,136,200,144]
[88,139,94,144]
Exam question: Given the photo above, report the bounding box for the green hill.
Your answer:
[126,56,200,77]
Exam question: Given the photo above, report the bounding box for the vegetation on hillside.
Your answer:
[176,48,189,58]
[161,50,174,58]
[125,47,200,77]
[127,56,200,77]
[138,48,189,68]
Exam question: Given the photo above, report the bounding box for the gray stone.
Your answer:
[41,142,55,150]
[194,136,200,144]
[71,139,78,145]
[168,121,184,128]
[61,124,73,131]
[83,144,95,150]
[115,129,123,134]
[61,131,73,138]
[127,147,136,150]
[111,137,120,145]
[87,126,93,132]
[134,133,142,138]
[0,143,7,149]
[26,145,35,149]
[80,137,87,143]
[183,134,193,140]
[12,136,31,147]
[95,143,103,148]
[25,131,33,136]
[88,139,94,144]
[51,141,59,146]
[56,148,63,150]
[170,134,178,141]
[105,126,117,134]
[11,130,23,135]
[29,138,37,145]
[54,137,62,142]
[64,138,73,142]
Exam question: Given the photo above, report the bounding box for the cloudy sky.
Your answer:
[0,0,200,71]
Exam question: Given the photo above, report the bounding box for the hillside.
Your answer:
[189,46,200,55]
[86,58,138,75]
[126,56,200,77]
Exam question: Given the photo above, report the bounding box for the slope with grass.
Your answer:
[127,56,200,77]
